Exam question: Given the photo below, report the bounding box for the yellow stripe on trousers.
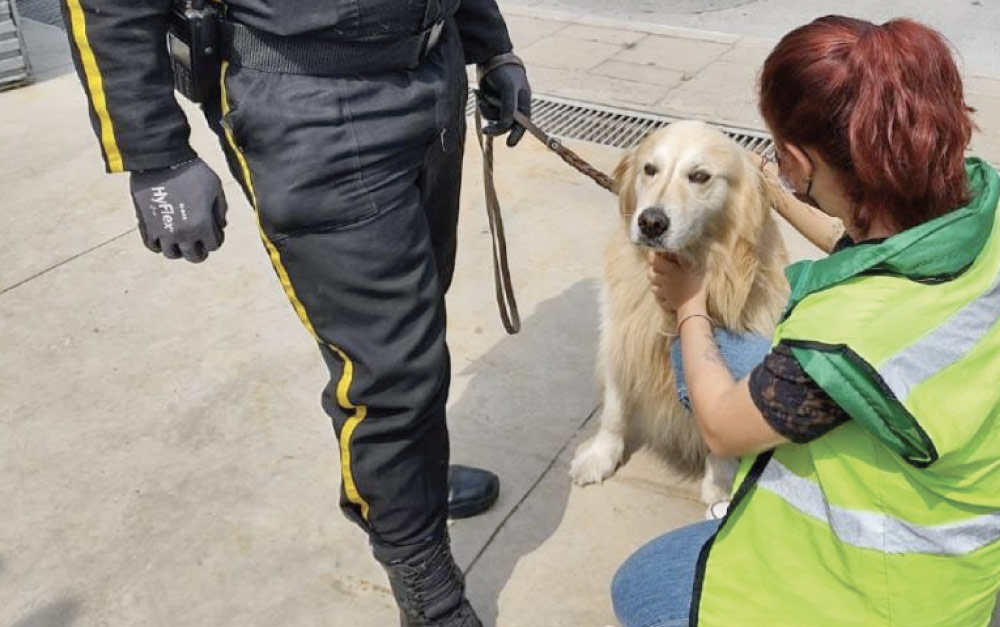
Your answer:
[63,0,123,172]
[219,62,371,521]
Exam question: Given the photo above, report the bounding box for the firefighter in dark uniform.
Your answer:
[59,0,531,624]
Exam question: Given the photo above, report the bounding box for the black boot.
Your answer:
[447,465,500,520]
[376,535,483,627]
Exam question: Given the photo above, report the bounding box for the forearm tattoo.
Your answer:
[699,329,727,367]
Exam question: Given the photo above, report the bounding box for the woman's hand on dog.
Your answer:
[647,251,708,317]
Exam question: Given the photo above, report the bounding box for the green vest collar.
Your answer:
[783,158,1000,317]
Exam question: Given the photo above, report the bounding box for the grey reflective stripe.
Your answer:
[879,268,1000,402]
[757,459,1000,556]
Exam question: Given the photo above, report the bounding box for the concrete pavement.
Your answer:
[0,67,616,625]
[498,4,1000,166]
[3,6,997,627]
[499,0,1000,80]
[6,64,753,623]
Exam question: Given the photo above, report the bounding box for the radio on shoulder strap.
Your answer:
[167,0,221,103]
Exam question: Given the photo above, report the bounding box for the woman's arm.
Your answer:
[677,315,787,457]
[650,254,788,456]
[761,163,845,254]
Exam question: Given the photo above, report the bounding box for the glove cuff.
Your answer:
[132,157,200,176]
[476,52,524,83]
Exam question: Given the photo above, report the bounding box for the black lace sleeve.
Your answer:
[749,343,850,444]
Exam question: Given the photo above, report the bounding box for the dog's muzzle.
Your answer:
[638,207,670,239]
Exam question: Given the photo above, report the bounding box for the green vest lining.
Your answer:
[782,158,1000,319]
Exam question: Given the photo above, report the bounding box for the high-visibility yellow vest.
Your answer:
[693,158,1000,626]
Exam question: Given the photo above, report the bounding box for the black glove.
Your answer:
[477,53,532,147]
[129,158,228,263]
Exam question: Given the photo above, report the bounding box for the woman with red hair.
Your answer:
[613,16,1000,627]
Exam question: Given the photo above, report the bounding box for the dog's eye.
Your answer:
[688,170,711,184]
[643,163,658,177]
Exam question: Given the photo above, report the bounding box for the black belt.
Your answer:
[220,20,445,76]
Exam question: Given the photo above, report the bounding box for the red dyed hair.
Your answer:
[759,16,975,231]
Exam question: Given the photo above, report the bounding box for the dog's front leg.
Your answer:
[701,454,739,517]
[570,375,629,486]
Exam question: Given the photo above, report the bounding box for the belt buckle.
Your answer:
[423,20,444,56]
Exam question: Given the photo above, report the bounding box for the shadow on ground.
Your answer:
[15,0,75,84]
[448,279,601,626]
[12,600,81,627]
[1,556,81,627]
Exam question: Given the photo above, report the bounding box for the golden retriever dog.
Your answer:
[570,120,789,508]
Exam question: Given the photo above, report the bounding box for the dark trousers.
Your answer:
[208,21,468,556]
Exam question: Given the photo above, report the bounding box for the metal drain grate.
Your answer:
[16,0,65,28]
[1,0,33,90]
[466,91,775,157]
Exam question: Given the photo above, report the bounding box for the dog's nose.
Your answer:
[638,207,670,239]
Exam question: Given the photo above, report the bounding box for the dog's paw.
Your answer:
[569,434,624,486]
[700,473,732,507]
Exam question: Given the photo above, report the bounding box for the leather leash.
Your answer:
[474,100,521,334]
[511,109,616,194]
[473,90,617,334]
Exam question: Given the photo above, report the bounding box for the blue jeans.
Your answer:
[611,520,721,627]
[612,327,763,625]
[671,329,772,411]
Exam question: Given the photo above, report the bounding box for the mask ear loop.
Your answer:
[765,144,816,200]
[801,149,816,196]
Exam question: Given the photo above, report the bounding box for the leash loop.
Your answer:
[474,93,522,334]
[473,90,617,334]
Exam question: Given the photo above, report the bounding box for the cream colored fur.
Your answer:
[570,121,790,506]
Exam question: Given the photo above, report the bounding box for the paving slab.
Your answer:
[559,24,645,47]
[967,75,1000,100]
[716,42,772,68]
[660,60,761,129]
[679,60,759,95]
[968,94,1000,168]
[655,88,764,132]
[520,34,625,72]
[0,75,135,292]
[526,65,677,109]
[611,35,731,75]
[502,14,571,49]
[590,60,686,91]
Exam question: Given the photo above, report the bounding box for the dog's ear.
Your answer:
[724,153,770,240]
[707,154,771,329]
[613,147,638,218]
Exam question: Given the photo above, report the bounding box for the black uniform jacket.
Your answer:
[59,0,513,172]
